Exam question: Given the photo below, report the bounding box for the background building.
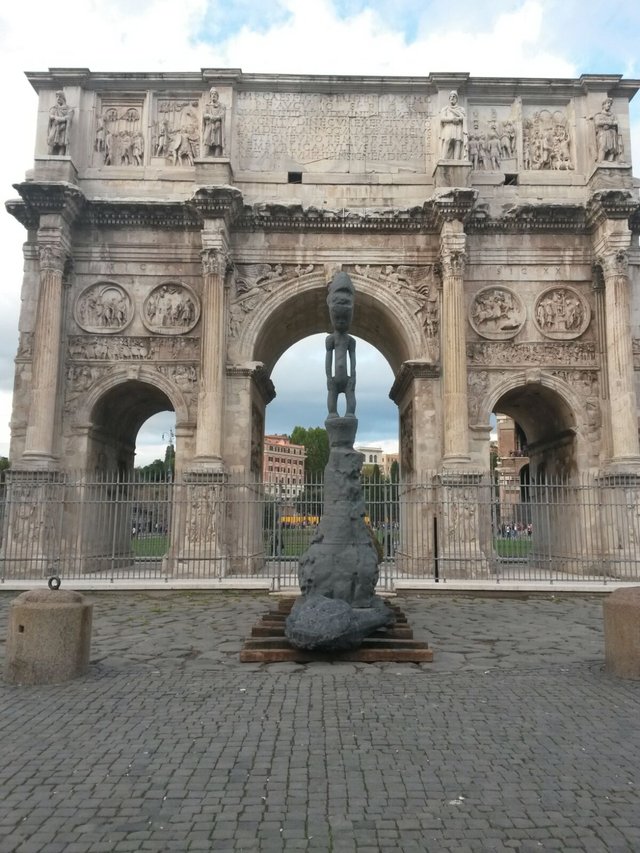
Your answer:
[263,434,306,499]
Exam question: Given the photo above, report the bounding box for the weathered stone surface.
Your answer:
[284,595,393,652]
[603,586,640,679]
[5,588,93,684]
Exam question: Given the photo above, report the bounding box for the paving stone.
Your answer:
[0,592,639,852]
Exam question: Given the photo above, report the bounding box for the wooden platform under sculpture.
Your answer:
[240,598,433,663]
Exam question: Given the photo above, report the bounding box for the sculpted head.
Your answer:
[327,271,355,333]
[209,87,219,103]
[602,97,613,112]
[55,90,66,105]
[449,90,458,105]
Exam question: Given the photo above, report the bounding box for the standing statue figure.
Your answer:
[202,88,225,157]
[325,272,356,418]
[47,91,73,156]
[594,98,622,162]
[439,90,466,160]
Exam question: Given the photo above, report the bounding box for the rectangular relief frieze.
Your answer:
[466,341,597,366]
[94,96,146,167]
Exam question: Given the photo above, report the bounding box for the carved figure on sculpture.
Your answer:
[202,88,225,157]
[284,270,394,652]
[439,91,466,160]
[325,272,356,418]
[47,91,73,155]
[594,98,622,162]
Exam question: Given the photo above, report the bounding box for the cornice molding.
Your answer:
[467,202,587,234]
[586,189,640,230]
[236,202,440,233]
[389,359,439,404]
[10,182,85,228]
[188,186,244,225]
[7,187,639,237]
[432,188,478,227]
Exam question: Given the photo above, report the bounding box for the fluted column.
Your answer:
[440,223,470,463]
[598,250,639,463]
[22,236,69,465]
[195,246,229,464]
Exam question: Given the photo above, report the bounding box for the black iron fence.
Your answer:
[1,470,639,587]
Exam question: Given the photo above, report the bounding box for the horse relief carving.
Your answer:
[469,287,525,340]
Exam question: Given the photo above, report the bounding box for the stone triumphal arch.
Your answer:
[3,68,640,579]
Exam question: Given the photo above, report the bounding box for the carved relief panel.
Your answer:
[152,96,201,166]
[468,107,518,172]
[75,282,133,333]
[142,283,200,335]
[522,108,573,171]
[400,401,414,474]
[469,287,525,340]
[229,264,315,338]
[94,97,145,167]
[350,264,440,360]
[533,287,590,339]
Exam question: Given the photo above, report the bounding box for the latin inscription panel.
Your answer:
[235,91,429,172]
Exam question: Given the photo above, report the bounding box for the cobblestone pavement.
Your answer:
[1,591,639,852]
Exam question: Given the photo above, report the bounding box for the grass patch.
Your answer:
[132,535,168,557]
[494,537,533,558]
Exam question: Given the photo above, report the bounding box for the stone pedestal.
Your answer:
[29,156,78,183]
[603,587,640,679]
[587,163,633,191]
[195,159,233,185]
[5,589,93,684]
[433,161,472,188]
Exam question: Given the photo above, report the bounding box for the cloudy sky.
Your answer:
[1,0,638,464]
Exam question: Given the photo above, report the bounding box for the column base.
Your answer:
[13,455,60,473]
[601,457,640,477]
[185,457,227,477]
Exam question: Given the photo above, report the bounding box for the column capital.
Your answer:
[439,248,467,278]
[37,242,68,273]
[595,250,629,279]
[200,247,230,278]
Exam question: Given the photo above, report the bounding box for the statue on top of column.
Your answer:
[47,91,73,156]
[439,90,466,160]
[202,88,225,157]
[594,98,623,163]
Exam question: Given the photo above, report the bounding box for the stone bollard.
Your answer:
[603,587,640,679]
[5,588,93,685]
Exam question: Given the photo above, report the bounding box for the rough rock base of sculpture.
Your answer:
[285,415,394,651]
[285,595,393,651]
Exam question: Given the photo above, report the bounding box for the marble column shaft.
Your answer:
[440,225,470,462]
[23,239,67,462]
[195,246,228,461]
[600,251,639,461]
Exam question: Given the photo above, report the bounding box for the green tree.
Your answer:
[0,456,9,472]
[290,426,329,477]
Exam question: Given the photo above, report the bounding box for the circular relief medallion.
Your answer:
[469,287,525,340]
[533,287,590,340]
[142,282,200,335]
[75,282,133,334]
